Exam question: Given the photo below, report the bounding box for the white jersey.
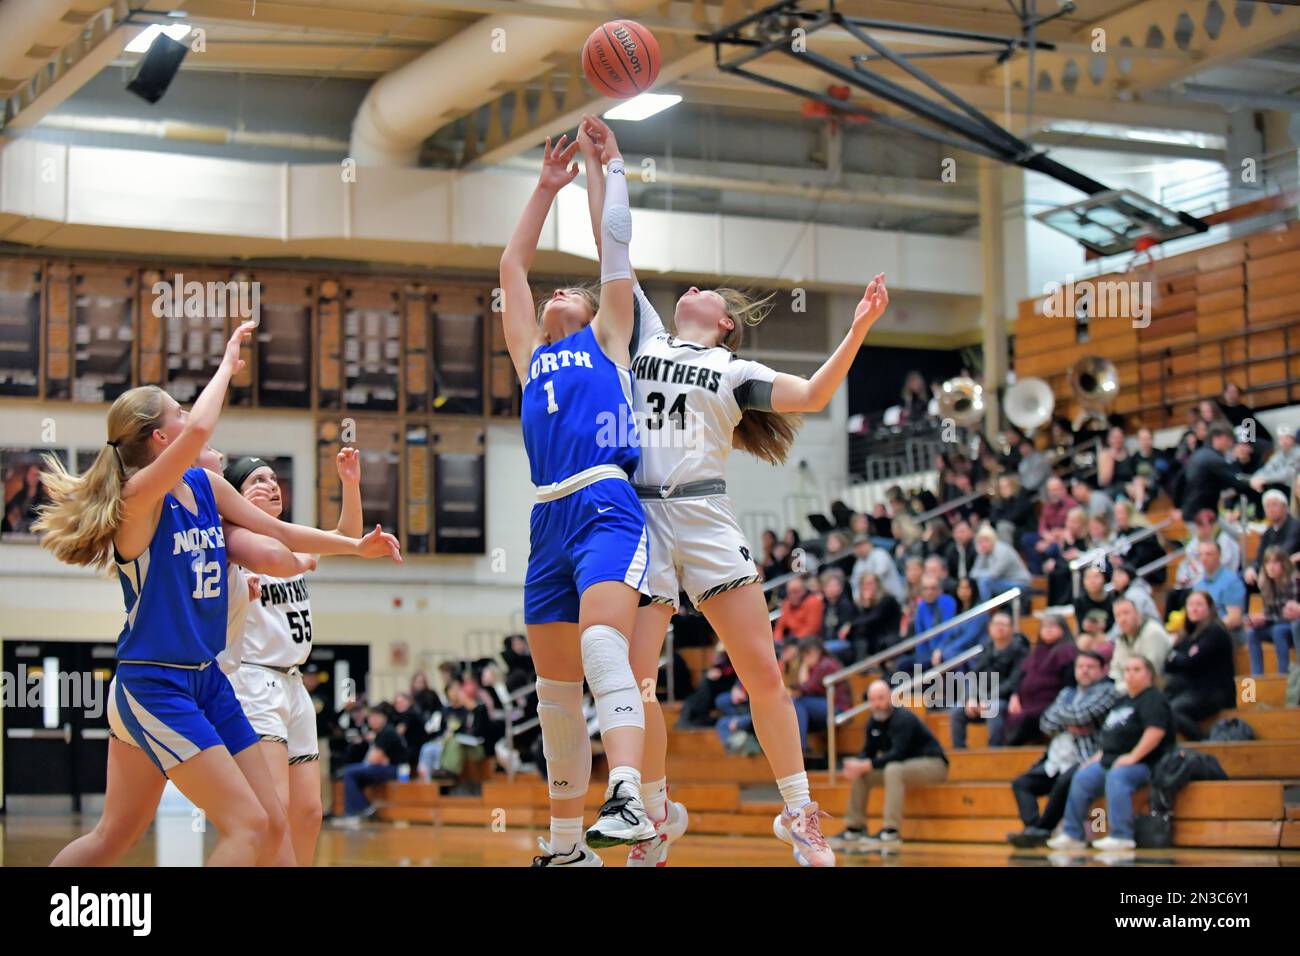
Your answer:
[217,564,250,674]
[241,572,312,668]
[628,285,777,493]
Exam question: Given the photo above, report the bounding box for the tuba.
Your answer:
[936,376,985,427]
[1004,377,1055,435]
[1069,356,1119,429]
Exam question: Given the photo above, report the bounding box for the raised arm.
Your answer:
[122,322,253,508]
[580,114,634,364]
[208,470,401,562]
[771,275,889,414]
[334,446,363,539]
[499,134,580,384]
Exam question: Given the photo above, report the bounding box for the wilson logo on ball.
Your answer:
[582,20,662,99]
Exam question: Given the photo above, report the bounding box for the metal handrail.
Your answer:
[1134,549,1183,580]
[1068,517,1172,573]
[823,586,1022,781]
[825,643,983,785]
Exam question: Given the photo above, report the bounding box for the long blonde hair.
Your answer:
[33,385,169,570]
[713,287,801,466]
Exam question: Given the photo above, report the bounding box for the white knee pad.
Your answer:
[580,624,644,732]
[535,678,591,801]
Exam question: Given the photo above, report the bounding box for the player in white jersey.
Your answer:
[578,115,890,867]
[50,444,325,867]
[223,448,359,864]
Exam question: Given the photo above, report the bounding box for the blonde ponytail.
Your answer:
[713,287,802,465]
[33,385,168,569]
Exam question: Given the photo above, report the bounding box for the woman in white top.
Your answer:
[578,116,889,868]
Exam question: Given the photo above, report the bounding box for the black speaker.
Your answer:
[125,33,189,104]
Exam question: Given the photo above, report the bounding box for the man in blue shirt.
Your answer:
[892,574,960,676]
[1193,540,1246,634]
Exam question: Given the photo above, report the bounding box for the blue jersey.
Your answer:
[115,467,228,665]
[521,324,639,486]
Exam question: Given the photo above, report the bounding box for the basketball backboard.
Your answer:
[1033,188,1209,258]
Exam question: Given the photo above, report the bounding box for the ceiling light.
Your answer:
[604,93,682,122]
[126,23,191,54]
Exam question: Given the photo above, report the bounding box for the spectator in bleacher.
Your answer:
[790,638,851,753]
[760,528,778,564]
[971,523,1032,605]
[900,370,931,424]
[990,474,1036,548]
[773,574,825,643]
[337,703,407,824]
[1110,500,1167,582]
[1244,490,1300,589]
[763,541,792,581]
[1131,427,1172,494]
[1075,609,1115,669]
[1122,473,1156,514]
[1008,649,1123,847]
[1087,513,1115,557]
[1031,477,1078,574]
[850,533,904,603]
[418,681,491,783]
[1245,545,1298,675]
[898,556,926,634]
[944,519,978,581]
[867,503,893,539]
[410,671,443,716]
[1018,438,1052,494]
[948,609,1028,749]
[1047,654,1173,852]
[835,679,949,848]
[1218,382,1272,444]
[390,691,428,770]
[1175,423,1255,520]
[715,682,754,753]
[1071,478,1114,523]
[923,554,957,599]
[1074,566,1115,632]
[1191,540,1246,635]
[821,531,854,578]
[847,572,903,662]
[947,472,990,525]
[1003,613,1078,747]
[676,643,736,729]
[922,519,953,564]
[1250,426,1299,496]
[1097,426,1136,494]
[1164,590,1237,741]
[1232,438,1265,480]
[819,569,857,660]
[894,574,958,674]
[1108,563,1160,626]
[1040,509,1092,606]
[1109,596,1171,683]
[501,633,535,687]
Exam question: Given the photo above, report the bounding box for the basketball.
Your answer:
[581,20,661,99]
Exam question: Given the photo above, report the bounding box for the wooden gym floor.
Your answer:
[3,814,1299,867]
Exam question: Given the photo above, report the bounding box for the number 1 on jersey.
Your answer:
[543,379,559,414]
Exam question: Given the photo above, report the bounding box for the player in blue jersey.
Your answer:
[48,443,319,867]
[499,123,657,865]
[36,322,401,866]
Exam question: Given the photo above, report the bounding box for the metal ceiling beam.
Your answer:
[994,0,1300,99]
[1178,81,1300,112]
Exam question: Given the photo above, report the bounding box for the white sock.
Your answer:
[550,816,584,855]
[644,776,668,821]
[607,765,643,801]
[777,771,811,813]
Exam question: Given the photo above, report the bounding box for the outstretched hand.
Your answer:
[336,446,360,485]
[853,273,889,334]
[580,113,621,164]
[222,321,255,375]
[539,134,581,192]
[357,524,402,563]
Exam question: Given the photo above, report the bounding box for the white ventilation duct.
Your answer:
[349,0,662,167]
[0,0,79,91]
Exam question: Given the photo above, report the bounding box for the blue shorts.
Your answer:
[110,661,259,775]
[524,477,650,625]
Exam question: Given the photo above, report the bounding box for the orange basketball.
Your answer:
[582,20,661,99]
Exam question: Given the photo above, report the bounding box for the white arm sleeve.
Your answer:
[218,564,249,675]
[600,157,632,284]
[631,283,666,356]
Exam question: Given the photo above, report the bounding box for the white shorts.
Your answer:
[641,494,762,610]
[228,664,320,763]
